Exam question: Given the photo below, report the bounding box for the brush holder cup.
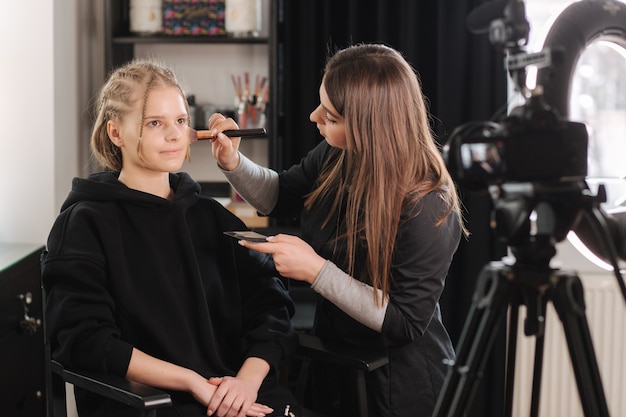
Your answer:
[236,98,266,129]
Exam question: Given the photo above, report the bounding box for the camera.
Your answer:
[443,92,588,189]
[443,0,589,191]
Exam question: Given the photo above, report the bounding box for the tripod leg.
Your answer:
[526,294,547,417]
[433,263,514,417]
[550,271,610,417]
[504,303,519,417]
[529,333,545,417]
[509,289,549,417]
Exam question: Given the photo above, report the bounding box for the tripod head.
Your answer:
[491,182,587,265]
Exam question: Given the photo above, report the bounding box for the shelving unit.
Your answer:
[107,34,269,73]
[111,35,269,43]
[103,0,272,104]
[104,1,268,64]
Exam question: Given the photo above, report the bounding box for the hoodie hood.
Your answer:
[60,171,201,212]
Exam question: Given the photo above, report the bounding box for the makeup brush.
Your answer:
[189,128,267,143]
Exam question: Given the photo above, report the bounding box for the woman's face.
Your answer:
[109,85,189,175]
[310,82,347,149]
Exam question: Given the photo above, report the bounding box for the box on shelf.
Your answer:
[197,182,268,228]
[162,0,226,36]
[227,202,269,228]
[227,190,268,228]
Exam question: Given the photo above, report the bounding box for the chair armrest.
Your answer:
[51,360,172,410]
[296,333,388,372]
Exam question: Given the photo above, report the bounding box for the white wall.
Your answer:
[0,1,62,245]
[0,1,104,246]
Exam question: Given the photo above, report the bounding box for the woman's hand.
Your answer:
[239,234,326,284]
[208,113,241,171]
[188,376,219,410]
[206,376,271,417]
[125,348,270,416]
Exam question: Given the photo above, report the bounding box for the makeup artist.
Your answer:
[209,43,467,417]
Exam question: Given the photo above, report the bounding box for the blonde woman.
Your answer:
[43,60,299,417]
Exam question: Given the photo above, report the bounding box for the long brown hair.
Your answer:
[90,59,190,171]
[306,44,466,305]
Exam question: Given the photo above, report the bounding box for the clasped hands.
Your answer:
[195,375,268,417]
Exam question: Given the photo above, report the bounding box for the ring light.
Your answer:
[533,0,626,270]
[537,0,626,118]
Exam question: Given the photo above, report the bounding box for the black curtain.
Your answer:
[272,1,448,172]
[271,1,508,416]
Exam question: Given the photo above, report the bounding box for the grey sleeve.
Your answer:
[220,152,279,215]
[311,260,388,332]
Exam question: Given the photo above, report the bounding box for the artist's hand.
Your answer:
[206,376,271,417]
[208,113,241,171]
[239,234,326,284]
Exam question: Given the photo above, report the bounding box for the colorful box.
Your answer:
[162,0,226,36]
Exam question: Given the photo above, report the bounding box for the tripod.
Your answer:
[432,238,610,417]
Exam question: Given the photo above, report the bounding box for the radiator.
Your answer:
[511,274,626,417]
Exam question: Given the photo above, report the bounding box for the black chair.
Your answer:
[41,252,172,417]
[293,333,388,417]
[41,250,387,417]
[44,359,172,417]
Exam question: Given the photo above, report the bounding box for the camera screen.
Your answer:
[460,142,505,179]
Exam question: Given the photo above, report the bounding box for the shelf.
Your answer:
[112,35,269,45]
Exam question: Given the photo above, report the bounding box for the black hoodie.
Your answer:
[42,171,297,415]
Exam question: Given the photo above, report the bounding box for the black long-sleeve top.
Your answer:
[42,171,296,414]
[270,141,461,417]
